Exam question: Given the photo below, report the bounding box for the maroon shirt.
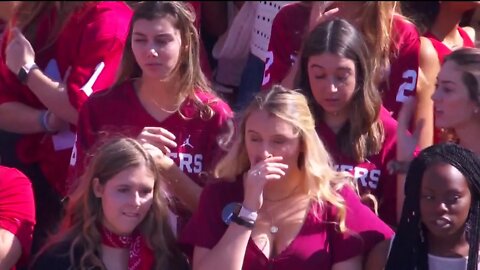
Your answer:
[0,166,36,270]
[180,176,393,270]
[316,107,399,227]
[0,2,133,196]
[70,80,233,232]
[260,3,421,121]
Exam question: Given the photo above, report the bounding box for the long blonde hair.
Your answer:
[32,137,185,270]
[215,85,355,232]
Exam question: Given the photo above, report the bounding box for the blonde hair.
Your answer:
[32,137,185,270]
[114,1,216,120]
[214,85,355,232]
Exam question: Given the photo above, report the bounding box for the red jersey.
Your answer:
[0,166,35,269]
[379,17,421,119]
[71,80,232,234]
[316,107,399,227]
[0,2,133,196]
[261,2,308,90]
[180,176,393,269]
[71,80,233,186]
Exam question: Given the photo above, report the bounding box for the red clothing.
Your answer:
[261,3,421,120]
[70,80,233,233]
[0,166,35,269]
[261,2,307,90]
[180,176,393,269]
[424,26,475,64]
[0,2,133,196]
[424,27,475,143]
[316,107,399,227]
[188,1,213,80]
[380,17,421,120]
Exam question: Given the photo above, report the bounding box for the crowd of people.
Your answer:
[0,1,480,270]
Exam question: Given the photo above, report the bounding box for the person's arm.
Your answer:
[0,102,65,133]
[332,255,362,270]
[5,28,78,124]
[365,239,392,270]
[160,161,202,212]
[193,223,252,270]
[414,36,440,150]
[0,229,22,270]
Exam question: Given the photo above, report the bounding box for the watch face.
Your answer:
[221,202,241,225]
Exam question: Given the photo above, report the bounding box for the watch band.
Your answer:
[231,214,255,229]
[238,205,258,222]
[18,62,39,85]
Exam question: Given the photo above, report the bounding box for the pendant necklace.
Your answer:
[262,184,301,234]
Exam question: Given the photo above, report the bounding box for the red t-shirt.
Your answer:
[0,2,133,196]
[424,26,475,144]
[379,17,421,120]
[316,107,399,227]
[261,2,307,90]
[0,166,35,269]
[70,80,233,232]
[261,4,421,121]
[179,177,393,269]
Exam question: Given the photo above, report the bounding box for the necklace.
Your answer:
[262,184,301,234]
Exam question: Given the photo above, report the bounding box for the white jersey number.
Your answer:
[395,69,417,102]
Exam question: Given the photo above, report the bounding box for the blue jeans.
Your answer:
[234,53,265,112]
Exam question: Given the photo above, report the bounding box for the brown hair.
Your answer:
[32,137,186,270]
[114,1,216,119]
[297,18,385,162]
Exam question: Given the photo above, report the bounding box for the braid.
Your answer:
[386,143,480,270]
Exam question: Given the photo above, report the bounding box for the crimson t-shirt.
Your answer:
[70,80,233,233]
[261,2,307,90]
[316,107,399,227]
[0,2,133,196]
[179,176,393,269]
[0,166,35,269]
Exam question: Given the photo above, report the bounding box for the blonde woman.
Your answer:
[31,137,189,270]
[180,85,393,270]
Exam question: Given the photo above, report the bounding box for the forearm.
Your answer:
[0,229,22,270]
[396,173,406,223]
[26,69,78,124]
[162,165,202,212]
[0,102,45,133]
[194,223,251,270]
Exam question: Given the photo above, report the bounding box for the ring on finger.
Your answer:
[251,170,261,176]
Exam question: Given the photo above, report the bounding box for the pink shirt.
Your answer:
[180,177,393,270]
[0,166,36,269]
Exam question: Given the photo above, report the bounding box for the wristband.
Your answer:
[39,110,56,133]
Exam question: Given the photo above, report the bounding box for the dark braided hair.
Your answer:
[385,143,480,270]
